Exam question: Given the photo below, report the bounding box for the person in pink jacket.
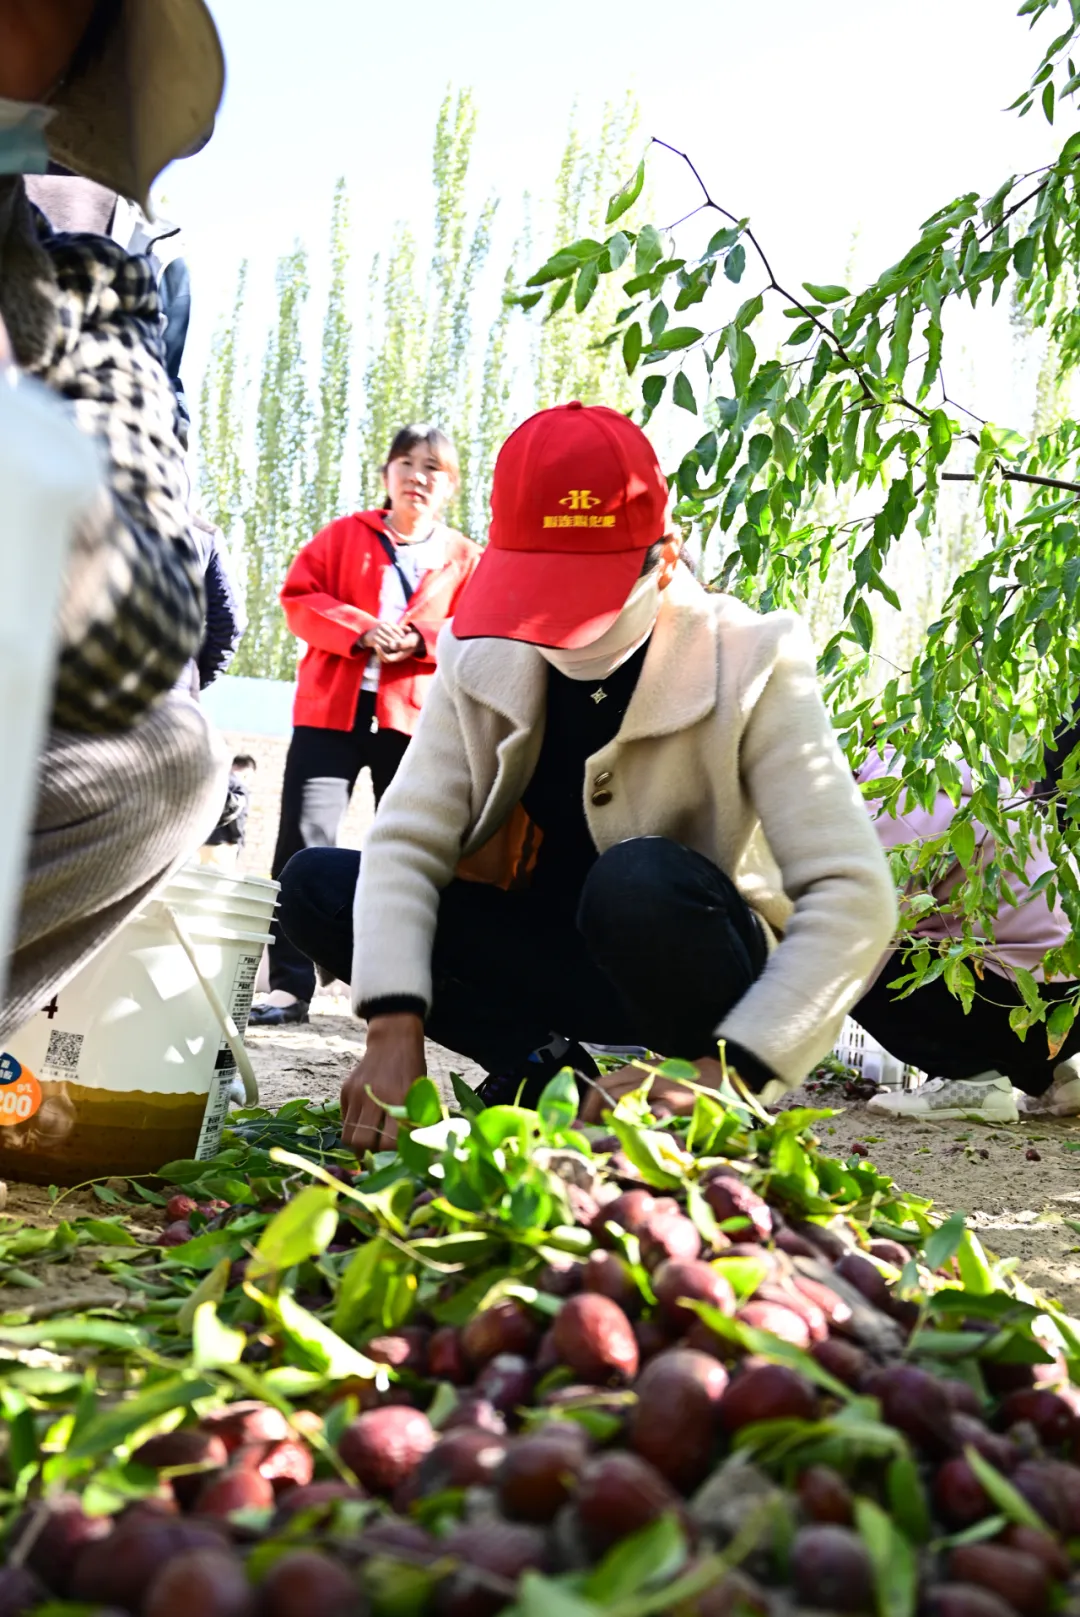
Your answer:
[852,749,1080,1122]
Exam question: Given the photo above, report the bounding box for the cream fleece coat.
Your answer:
[353,569,898,1087]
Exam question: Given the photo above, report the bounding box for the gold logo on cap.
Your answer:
[559,489,601,510]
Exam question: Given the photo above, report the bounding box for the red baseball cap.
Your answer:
[451,401,669,647]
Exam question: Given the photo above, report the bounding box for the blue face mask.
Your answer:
[0,99,53,177]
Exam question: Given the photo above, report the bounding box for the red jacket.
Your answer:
[281,510,481,735]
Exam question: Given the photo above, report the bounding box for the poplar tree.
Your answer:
[235,245,312,680]
[308,179,353,538]
[197,260,249,539]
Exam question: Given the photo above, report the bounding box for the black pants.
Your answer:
[268,694,410,999]
[852,962,1080,1096]
[277,836,769,1074]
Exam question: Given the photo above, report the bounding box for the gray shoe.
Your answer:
[867,1071,1017,1123]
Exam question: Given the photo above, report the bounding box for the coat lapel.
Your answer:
[618,570,719,740]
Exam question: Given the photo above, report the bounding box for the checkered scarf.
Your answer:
[0,177,204,733]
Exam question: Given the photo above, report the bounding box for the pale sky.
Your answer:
[163,0,1066,464]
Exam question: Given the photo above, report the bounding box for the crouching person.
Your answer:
[0,0,227,1037]
[277,402,898,1152]
[851,750,1080,1123]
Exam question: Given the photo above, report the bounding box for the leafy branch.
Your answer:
[511,0,1080,1043]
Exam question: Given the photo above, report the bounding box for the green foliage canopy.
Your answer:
[516,0,1080,1050]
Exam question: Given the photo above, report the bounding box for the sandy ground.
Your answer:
[248,1000,1080,1315]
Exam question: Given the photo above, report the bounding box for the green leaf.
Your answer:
[538,1070,578,1135]
[951,820,976,870]
[652,326,703,352]
[608,1119,683,1190]
[0,1318,146,1351]
[641,374,666,419]
[247,1184,339,1280]
[802,282,849,303]
[963,1445,1047,1529]
[956,1230,994,1295]
[525,253,582,288]
[855,1497,918,1617]
[887,295,915,385]
[1043,79,1056,123]
[724,244,746,283]
[260,1289,380,1382]
[705,224,743,256]
[928,409,952,454]
[673,372,697,414]
[332,1236,391,1339]
[584,1514,686,1604]
[175,1256,232,1335]
[735,292,764,329]
[451,1074,484,1117]
[606,159,646,224]
[575,260,600,314]
[850,597,874,652]
[924,1210,966,1271]
[635,224,663,275]
[606,231,631,271]
[405,1076,443,1128]
[514,1573,601,1617]
[622,321,643,375]
[886,1454,932,1543]
[80,1219,139,1247]
[192,1300,246,1369]
[67,1374,217,1459]
[730,328,756,394]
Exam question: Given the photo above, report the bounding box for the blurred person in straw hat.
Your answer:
[0,0,230,1039]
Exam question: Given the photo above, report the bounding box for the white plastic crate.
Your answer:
[832,1018,925,1090]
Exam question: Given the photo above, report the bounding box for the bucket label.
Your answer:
[0,1052,42,1126]
[195,1049,237,1161]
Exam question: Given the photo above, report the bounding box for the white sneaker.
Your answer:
[1017,1058,1080,1117]
[866,1071,1018,1123]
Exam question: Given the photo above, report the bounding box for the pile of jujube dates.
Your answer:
[4,1164,1080,1616]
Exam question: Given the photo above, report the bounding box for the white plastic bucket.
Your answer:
[0,864,279,1170]
[832,1016,925,1090]
[0,376,101,1006]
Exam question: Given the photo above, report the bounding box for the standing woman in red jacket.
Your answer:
[249,424,480,1026]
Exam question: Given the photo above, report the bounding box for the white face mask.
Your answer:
[537,572,661,681]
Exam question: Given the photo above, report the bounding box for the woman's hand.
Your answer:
[360,623,422,662]
[377,627,422,663]
[341,1012,427,1154]
[578,1055,728,1124]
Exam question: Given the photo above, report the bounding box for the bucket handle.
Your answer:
[162,904,260,1106]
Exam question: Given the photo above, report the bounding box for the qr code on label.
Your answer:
[45,1030,84,1072]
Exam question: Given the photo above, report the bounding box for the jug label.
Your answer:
[0,1052,42,1125]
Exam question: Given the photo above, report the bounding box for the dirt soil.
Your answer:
[6,997,1080,1317]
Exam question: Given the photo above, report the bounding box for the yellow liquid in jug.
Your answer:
[0,1081,210,1184]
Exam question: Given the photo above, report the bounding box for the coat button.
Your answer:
[591,789,613,806]
[594,770,612,786]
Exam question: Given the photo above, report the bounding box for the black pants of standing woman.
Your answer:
[266,692,409,1001]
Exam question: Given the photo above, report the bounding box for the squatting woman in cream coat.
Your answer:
[276,402,899,1152]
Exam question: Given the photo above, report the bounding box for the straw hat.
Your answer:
[47,0,225,212]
